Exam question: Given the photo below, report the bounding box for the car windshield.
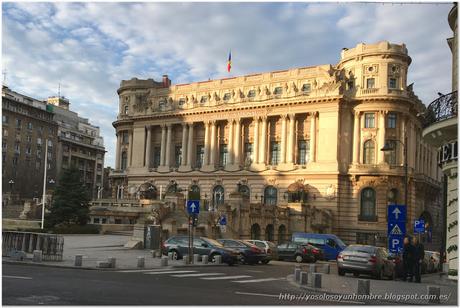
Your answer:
[335,238,346,248]
[202,238,224,247]
[345,245,376,254]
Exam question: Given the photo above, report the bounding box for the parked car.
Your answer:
[388,252,404,279]
[291,232,346,260]
[217,239,266,265]
[277,242,317,263]
[162,236,239,265]
[337,245,395,280]
[426,251,440,273]
[246,240,278,264]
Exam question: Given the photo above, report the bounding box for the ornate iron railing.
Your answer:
[423,91,457,128]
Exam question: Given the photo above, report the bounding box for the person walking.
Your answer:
[402,236,415,282]
[413,236,425,283]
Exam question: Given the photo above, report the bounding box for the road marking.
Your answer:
[171,273,224,277]
[144,270,197,275]
[3,275,33,280]
[118,269,176,273]
[201,275,252,280]
[233,277,285,283]
[234,291,279,298]
[245,270,263,273]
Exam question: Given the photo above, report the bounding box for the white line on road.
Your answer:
[118,269,176,273]
[144,270,197,275]
[232,277,285,283]
[201,275,252,280]
[171,273,224,278]
[3,275,33,280]
[234,291,279,298]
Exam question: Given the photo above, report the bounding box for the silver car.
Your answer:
[246,240,278,264]
[337,245,395,280]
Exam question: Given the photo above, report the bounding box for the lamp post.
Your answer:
[381,136,408,207]
[8,179,14,192]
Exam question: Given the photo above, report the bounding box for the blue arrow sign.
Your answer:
[187,200,200,214]
[388,205,407,222]
[219,215,227,225]
[414,219,425,234]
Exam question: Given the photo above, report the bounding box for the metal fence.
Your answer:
[2,231,64,261]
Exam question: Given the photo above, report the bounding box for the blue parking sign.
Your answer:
[388,235,404,253]
[414,219,425,234]
[187,200,200,214]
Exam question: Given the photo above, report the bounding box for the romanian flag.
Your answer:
[227,51,232,72]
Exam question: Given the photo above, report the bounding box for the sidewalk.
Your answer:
[289,270,458,305]
[3,234,226,270]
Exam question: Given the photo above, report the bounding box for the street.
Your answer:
[3,263,352,305]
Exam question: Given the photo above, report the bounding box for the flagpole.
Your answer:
[41,140,48,229]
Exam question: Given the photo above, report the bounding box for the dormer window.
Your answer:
[200,96,208,104]
[223,93,231,101]
[178,98,185,106]
[247,90,256,98]
[301,84,311,92]
[389,78,398,89]
[274,87,283,95]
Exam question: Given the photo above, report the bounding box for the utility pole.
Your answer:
[41,140,48,229]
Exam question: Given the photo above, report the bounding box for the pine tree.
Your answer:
[46,167,90,227]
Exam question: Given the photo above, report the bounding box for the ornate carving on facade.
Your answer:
[133,93,149,112]
[325,184,337,200]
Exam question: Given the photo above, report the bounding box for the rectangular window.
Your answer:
[389,78,397,89]
[219,144,228,167]
[12,155,18,166]
[364,113,375,128]
[223,93,231,101]
[297,140,310,165]
[366,78,375,89]
[26,146,31,155]
[384,140,398,165]
[37,138,42,145]
[14,143,20,154]
[387,113,397,129]
[47,140,53,147]
[93,218,100,224]
[247,90,256,98]
[174,145,182,167]
[356,232,376,246]
[270,142,280,165]
[15,119,21,129]
[302,84,311,93]
[244,143,253,164]
[196,145,204,168]
[35,160,41,170]
[2,115,8,124]
[27,122,33,130]
[153,146,161,168]
[26,135,31,143]
[2,142,7,151]
[122,131,129,144]
[273,87,283,95]
[2,129,8,137]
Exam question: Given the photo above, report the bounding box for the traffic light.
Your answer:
[192,214,198,227]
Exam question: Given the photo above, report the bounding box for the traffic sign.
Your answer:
[388,205,407,222]
[388,235,404,253]
[187,200,200,214]
[218,215,227,225]
[388,221,406,236]
[414,219,425,234]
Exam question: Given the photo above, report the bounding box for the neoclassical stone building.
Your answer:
[101,41,442,248]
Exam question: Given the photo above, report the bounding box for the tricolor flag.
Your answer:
[227,51,232,72]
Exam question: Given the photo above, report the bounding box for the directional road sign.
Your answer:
[414,219,425,234]
[388,221,406,236]
[388,205,407,222]
[218,215,227,226]
[187,200,200,214]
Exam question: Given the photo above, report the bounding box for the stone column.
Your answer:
[234,119,241,166]
[160,125,167,166]
[280,115,287,164]
[181,124,188,166]
[352,111,360,164]
[187,123,194,168]
[253,117,259,164]
[228,119,234,165]
[400,115,406,166]
[378,111,386,164]
[287,114,295,164]
[165,124,172,168]
[145,126,152,168]
[309,112,317,163]
[203,121,210,166]
[259,116,268,164]
[115,132,121,169]
[210,121,217,166]
[128,130,133,167]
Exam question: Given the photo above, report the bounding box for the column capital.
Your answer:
[253,116,261,121]
[166,123,173,128]
[161,124,167,129]
[288,113,296,120]
[187,122,194,127]
[280,114,288,120]
[260,115,268,121]
[354,110,361,117]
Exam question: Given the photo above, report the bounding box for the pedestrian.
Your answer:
[413,236,425,283]
[402,236,415,282]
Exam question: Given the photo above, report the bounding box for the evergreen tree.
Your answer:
[46,167,90,227]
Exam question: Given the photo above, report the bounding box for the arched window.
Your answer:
[188,185,200,200]
[213,185,225,206]
[123,105,129,115]
[360,187,376,221]
[121,151,127,170]
[251,224,261,240]
[238,184,250,200]
[265,224,274,241]
[363,140,375,164]
[264,186,278,206]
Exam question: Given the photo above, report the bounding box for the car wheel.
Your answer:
[295,255,303,263]
[238,254,246,264]
[210,253,220,263]
[338,268,345,276]
[171,250,180,260]
[261,260,270,264]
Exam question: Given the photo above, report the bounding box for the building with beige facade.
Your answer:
[95,41,442,248]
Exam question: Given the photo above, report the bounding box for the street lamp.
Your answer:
[381,136,408,207]
[8,179,14,192]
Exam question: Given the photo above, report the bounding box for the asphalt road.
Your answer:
[3,262,351,305]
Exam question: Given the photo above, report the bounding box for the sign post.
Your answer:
[187,200,200,262]
[387,205,407,253]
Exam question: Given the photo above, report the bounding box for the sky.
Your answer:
[2,2,454,168]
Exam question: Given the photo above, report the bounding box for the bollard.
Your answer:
[161,256,168,267]
[156,250,162,258]
[168,252,174,260]
[214,255,222,264]
[308,264,316,273]
[427,286,441,304]
[137,256,145,268]
[74,255,83,267]
[193,254,200,264]
[183,255,190,265]
[108,257,116,268]
[357,279,370,295]
[202,255,208,264]
[322,264,330,274]
[294,268,301,282]
[300,271,308,286]
[32,250,42,262]
[312,273,322,288]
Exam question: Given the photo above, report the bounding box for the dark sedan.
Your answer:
[162,236,239,265]
[217,239,267,265]
[277,242,316,263]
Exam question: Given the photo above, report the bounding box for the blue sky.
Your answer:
[2,2,453,168]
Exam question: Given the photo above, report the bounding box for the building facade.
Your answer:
[422,3,458,279]
[104,41,442,247]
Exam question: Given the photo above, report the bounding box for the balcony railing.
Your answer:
[423,91,458,128]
